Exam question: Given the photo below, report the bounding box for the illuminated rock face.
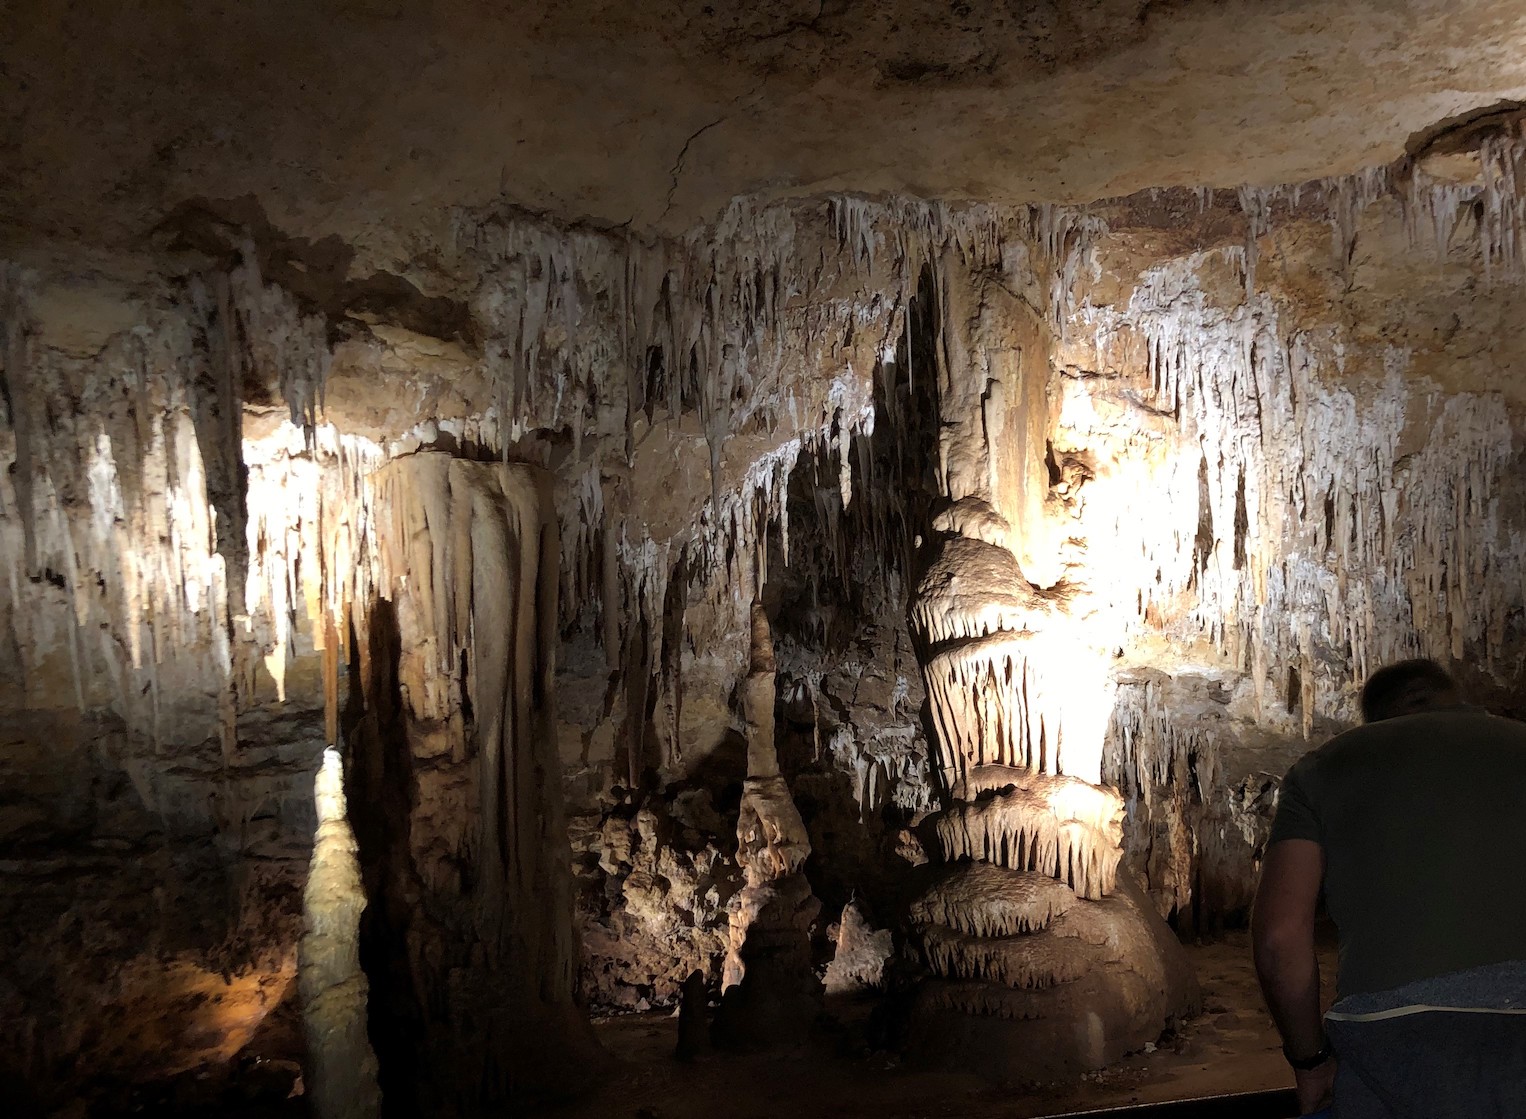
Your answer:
[904,259,1198,1079]
[908,554,1200,1074]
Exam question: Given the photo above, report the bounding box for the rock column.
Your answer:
[299,748,381,1119]
[903,255,1197,1079]
[712,604,821,1046]
[346,453,600,1113]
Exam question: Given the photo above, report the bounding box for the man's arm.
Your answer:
[1253,838,1332,1110]
[1253,838,1326,1052]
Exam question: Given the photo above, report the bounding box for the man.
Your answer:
[1253,659,1526,1117]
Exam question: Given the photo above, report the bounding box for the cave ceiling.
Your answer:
[6,0,1526,273]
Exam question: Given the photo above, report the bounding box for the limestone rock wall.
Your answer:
[1065,174,1526,926]
[8,126,1526,1100]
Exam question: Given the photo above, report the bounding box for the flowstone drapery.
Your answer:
[345,453,599,1113]
[903,256,1197,1080]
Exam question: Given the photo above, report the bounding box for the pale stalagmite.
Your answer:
[299,748,381,1119]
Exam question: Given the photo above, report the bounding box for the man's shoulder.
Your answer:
[1309,706,1526,764]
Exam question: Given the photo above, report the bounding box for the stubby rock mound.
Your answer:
[904,863,1199,1082]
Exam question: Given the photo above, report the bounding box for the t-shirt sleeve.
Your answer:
[1267,757,1322,846]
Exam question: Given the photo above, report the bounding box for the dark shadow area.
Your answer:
[766,262,944,651]
[342,597,427,1119]
[753,264,946,941]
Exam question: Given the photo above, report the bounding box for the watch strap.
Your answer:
[1284,1039,1334,1070]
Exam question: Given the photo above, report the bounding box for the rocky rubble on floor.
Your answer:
[572,794,738,1012]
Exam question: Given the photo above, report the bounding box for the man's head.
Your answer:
[1360,659,1463,723]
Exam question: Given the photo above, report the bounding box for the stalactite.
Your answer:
[230,251,332,434]
[448,195,1109,767]
[1479,122,1526,282]
[934,771,1123,901]
[1101,673,1283,929]
[0,270,239,746]
[1222,130,1526,285]
[1068,248,1523,722]
[244,420,384,707]
[910,862,1075,938]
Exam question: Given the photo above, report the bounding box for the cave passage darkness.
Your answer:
[6,2,1526,1117]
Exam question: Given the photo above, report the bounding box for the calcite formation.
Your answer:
[902,255,1198,1079]
[344,453,599,1111]
[575,799,734,1011]
[10,89,1526,1106]
[822,900,895,997]
[713,605,822,1045]
[299,749,380,1119]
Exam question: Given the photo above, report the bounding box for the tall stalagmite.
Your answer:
[712,603,821,1046]
[299,748,381,1119]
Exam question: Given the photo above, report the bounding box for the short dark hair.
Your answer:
[1360,659,1461,723]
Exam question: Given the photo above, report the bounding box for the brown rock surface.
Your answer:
[5,1,1526,264]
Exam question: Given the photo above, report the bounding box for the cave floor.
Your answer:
[546,932,1339,1119]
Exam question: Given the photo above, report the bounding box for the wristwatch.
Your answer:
[1283,1039,1334,1070]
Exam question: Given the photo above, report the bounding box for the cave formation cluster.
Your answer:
[8,59,1526,1114]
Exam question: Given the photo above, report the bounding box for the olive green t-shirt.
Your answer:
[1268,706,1526,1000]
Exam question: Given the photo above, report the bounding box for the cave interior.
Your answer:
[5,2,1526,1116]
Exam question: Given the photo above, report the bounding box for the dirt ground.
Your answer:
[538,930,1340,1119]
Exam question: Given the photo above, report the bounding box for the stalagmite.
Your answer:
[299,749,381,1119]
[713,603,822,1046]
[903,251,1197,1081]
[822,900,894,996]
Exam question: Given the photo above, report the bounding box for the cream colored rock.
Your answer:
[823,901,895,997]
[933,776,1124,902]
[299,749,380,1119]
[715,605,822,1044]
[911,863,1076,939]
[906,873,1198,1081]
[346,454,601,1110]
[13,81,1526,1102]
